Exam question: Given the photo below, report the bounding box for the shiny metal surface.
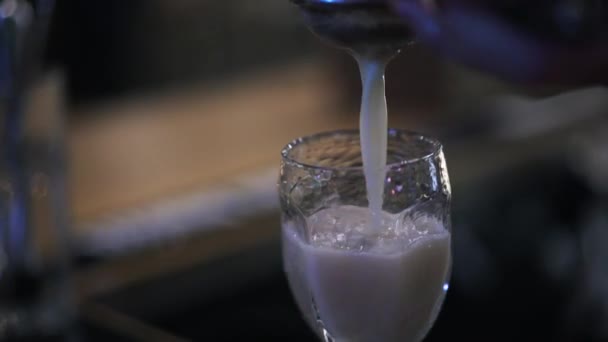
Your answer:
[290,0,412,56]
[293,0,385,7]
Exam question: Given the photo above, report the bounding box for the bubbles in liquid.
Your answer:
[307,205,446,254]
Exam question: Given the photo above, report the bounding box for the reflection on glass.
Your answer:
[280,129,452,342]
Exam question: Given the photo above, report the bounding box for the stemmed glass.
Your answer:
[279,129,452,342]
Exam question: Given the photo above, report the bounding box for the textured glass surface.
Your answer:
[280,129,451,240]
[279,129,452,341]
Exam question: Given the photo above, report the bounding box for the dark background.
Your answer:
[35,1,608,341]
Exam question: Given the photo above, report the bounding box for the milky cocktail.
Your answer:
[280,130,452,342]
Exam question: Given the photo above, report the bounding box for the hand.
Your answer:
[391,0,608,85]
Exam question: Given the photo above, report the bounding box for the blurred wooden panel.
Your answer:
[68,61,348,226]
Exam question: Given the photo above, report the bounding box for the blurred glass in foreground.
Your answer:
[0,0,75,340]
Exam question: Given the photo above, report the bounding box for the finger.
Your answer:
[390,0,441,45]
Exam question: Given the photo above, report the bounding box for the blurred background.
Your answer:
[24,0,608,340]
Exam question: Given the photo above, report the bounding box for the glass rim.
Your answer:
[281,129,442,172]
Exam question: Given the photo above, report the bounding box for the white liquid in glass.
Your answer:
[284,44,451,340]
[283,206,451,342]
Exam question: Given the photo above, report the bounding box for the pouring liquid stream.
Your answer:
[288,0,412,228]
[357,55,390,230]
[284,4,453,341]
